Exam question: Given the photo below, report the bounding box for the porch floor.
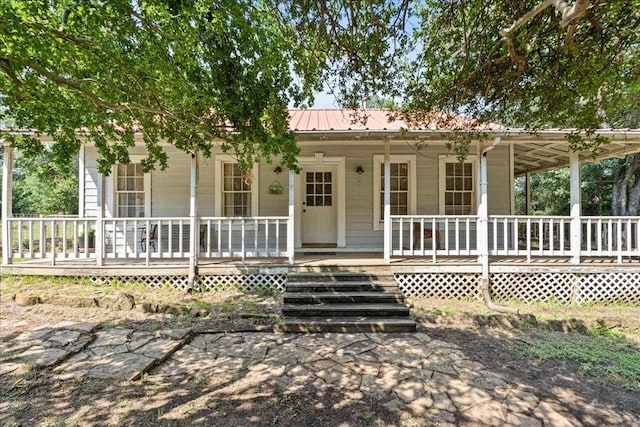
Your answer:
[2,252,639,276]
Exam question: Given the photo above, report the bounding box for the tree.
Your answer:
[11,147,79,215]
[1,0,312,174]
[2,1,639,180]
[515,155,640,216]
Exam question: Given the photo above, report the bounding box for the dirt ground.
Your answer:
[1,280,639,426]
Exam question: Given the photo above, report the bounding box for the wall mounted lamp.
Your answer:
[356,165,365,174]
[273,165,282,174]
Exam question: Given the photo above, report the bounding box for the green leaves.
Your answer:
[1,0,306,174]
[2,1,638,172]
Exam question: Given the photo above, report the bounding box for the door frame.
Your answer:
[295,154,346,248]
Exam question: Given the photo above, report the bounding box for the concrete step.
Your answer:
[282,303,410,317]
[278,317,417,333]
[283,291,406,304]
[286,281,398,293]
[287,272,395,283]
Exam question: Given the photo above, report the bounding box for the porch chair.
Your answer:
[199,224,208,251]
[413,222,442,250]
[139,224,158,252]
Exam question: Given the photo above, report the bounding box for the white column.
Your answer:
[478,147,489,273]
[95,173,104,266]
[78,145,85,219]
[188,153,198,286]
[287,169,295,264]
[525,172,531,215]
[383,139,391,263]
[569,152,581,264]
[2,140,13,265]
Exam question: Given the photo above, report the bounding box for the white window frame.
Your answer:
[438,154,477,215]
[113,156,151,218]
[373,154,417,230]
[214,155,259,217]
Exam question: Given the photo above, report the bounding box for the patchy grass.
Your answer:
[519,328,640,391]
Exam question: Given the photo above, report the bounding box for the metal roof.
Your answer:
[288,109,640,175]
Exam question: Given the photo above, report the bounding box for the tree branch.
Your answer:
[23,60,225,142]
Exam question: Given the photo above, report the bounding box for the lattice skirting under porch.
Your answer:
[81,272,638,304]
[395,272,640,305]
[85,274,287,293]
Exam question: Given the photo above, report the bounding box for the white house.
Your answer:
[2,109,639,304]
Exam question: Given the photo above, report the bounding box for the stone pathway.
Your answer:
[0,321,626,426]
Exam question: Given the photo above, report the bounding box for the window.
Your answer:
[439,156,476,215]
[223,163,251,216]
[115,163,148,217]
[373,155,417,230]
[214,156,259,216]
[306,171,332,207]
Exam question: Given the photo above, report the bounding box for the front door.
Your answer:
[302,166,337,246]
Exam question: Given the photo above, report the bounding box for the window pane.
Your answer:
[307,196,315,206]
[445,192,454,205]
[464,177,472,190]
[390,176,399,191]
[224,177,233,191]
[306,172,313,183]
[324,183,332,195]
[306,184,314,195]
[400,177,408,191]
[324,172,331,182]
[324,196,332,206]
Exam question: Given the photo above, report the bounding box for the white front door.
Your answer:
[302,166,337,246]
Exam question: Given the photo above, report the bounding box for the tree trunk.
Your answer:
[611,154,640,216]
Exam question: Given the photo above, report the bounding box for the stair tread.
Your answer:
[281,316,416,324]
[283,303,408,309]
[284,291,404,297]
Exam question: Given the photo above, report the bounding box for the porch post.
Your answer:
[188,153,198,287]
[383,138,391,263]
[569,152,581,264]
[525,172,531,215]
[95,173,104,266]
[2,139,13,265]
[478,145,489,273]
[287,169,295,264]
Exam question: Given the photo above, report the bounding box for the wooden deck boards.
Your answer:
[2,252,639,276]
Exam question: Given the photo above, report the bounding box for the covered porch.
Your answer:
[2,129,640,285]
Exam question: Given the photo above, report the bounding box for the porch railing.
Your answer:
[6,217,96,264]
[199,217,289,259]
[488,216,571,261]
[5,215,638,265]
[581,216,640,262]
[390,214,639,263]
[4,216,291,264]
[391,215,479,260]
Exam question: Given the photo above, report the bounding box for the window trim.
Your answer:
[214,155,259,217]
[438,154,477,215]
[372,154,417,231]
[113,156,151,218]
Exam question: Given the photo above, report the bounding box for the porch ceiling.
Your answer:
[512,138,640,176]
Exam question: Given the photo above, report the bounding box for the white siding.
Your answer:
[258,162,289,216]
[81,140,513,250]
[83,147,100,217]
[487,146,511,215]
